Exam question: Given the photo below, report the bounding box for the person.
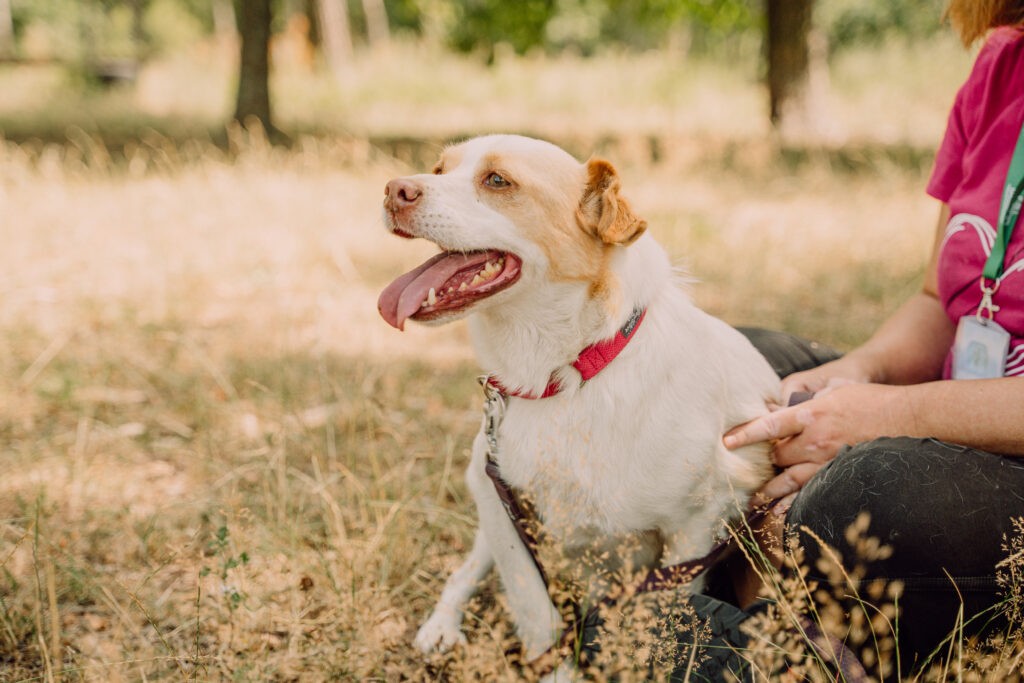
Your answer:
[720,0,1024,675]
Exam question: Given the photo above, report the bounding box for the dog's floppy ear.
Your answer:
[575,158,647,246]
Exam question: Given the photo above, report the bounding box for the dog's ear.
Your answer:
[576,158,647,246]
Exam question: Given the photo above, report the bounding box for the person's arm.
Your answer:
[728,377,1024,466]
[725,202,1024,503]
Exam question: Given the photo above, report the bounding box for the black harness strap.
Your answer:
[484,454,548,586]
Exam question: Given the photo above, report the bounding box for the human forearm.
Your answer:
[726,378,1024,466]
[780,292,955,399]
[846,291,955,385]
[899,378,1024,455]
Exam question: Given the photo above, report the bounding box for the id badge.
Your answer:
[952,316,1011,380]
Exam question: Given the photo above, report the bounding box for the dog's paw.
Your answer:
[414,615,467,654]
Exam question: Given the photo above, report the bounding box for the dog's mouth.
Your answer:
[378,249,522,330]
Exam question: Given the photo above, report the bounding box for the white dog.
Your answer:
[378,135,779,671]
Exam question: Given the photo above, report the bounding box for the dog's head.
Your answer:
[377,135,647,330]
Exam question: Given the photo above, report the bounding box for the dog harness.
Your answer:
[477,316,869,680]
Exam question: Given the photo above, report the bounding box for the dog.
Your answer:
[378,135,779,673]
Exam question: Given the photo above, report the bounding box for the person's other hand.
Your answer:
[777,355,876,405]
[725,383,912,512]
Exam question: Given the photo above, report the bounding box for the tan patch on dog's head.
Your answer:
[441,137,647,304]
[575,158,647,248]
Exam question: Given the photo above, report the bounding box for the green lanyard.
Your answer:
[983,116,1024,282]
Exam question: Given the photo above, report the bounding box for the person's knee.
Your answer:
[786,438,925,561]
[735,327,841,379]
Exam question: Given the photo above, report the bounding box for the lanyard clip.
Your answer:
[977,279,1001,322]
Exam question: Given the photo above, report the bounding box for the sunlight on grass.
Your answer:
[0,130,941,680]
[0,36,1001,681]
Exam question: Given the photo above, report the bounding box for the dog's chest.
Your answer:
[490,389,713,538]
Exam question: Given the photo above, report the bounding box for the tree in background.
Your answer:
[447,0,556,61]
[766,0,813,132]
[234,0,274,133]
[0,0,949,137]
[820,0,945,51]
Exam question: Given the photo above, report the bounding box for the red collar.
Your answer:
[487,306,646,399]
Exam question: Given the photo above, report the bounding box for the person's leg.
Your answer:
[579,591,757,681]
[736,327,841,379]
[786,437,1024,675]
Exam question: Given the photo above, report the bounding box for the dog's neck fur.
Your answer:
[468,234,670,395]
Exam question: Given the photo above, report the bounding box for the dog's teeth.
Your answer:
[427,288,437,306]
[459,282,468,291]
[471,274,483,286]
[478,261,499,280]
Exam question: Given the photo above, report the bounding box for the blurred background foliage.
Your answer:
[5,0,947,61]
[0,0,957,147]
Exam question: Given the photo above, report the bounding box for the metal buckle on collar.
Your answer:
[478,375,507,457]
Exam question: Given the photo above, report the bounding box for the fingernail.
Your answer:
[723,435,738,449]
[764,474,798,500]
[772,494,795,516]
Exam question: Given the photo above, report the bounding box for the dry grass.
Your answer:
[0,39,1005,681]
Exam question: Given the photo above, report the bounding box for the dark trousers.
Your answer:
[739,328,1024,674]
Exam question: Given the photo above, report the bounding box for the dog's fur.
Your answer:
[379,135,779,666]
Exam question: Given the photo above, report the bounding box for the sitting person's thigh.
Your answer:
[786,436,1024,673]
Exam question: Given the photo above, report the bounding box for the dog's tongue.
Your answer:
[378,250,501,330]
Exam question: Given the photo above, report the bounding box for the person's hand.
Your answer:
[777,354,877,405]
[725,383,913,512]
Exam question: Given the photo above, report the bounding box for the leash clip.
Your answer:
[478,375,507,457]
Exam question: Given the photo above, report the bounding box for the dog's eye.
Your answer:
[485,172,510,188]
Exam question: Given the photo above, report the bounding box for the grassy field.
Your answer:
[0,37,1014,681]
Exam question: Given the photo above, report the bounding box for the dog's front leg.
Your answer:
[465,436,564,659]
[414,527,494,653]
[662,520,719,595]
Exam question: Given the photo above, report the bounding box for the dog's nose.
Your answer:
[384,178,423,212]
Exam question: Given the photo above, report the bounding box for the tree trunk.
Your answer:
[0,0,13,59]
[234,0,274,133]
[766,0,812,132]
[317,0,352,77]
[362,0,389,48]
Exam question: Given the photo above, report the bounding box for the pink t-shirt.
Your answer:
[927,27,1024,378]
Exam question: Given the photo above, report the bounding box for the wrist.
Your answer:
[883,384,924,437]
[834,350,885,384]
